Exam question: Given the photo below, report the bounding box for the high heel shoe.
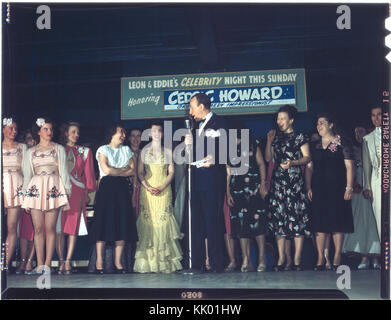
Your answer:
[95,268,105,275]
[15,259,27,275]
[57,259,65,275]
[313,264,325,271]
[273,263,285,272]
[114,266,127,274]
[372,262,381,270]
[241,264,254,273]
[257,264,267,272]
[357,260,370,270]
[293,264,303,271]
[224,262,237,273]
[63,260,74,275]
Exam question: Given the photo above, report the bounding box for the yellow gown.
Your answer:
[133,152,183,273]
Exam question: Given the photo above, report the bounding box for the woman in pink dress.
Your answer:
[2,117,27,273]
[16,129,37,274]
[56,122,97,274]
[22,118,71,274]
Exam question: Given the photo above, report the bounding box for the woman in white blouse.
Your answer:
[22,118,71,274]
[89,124,137,274]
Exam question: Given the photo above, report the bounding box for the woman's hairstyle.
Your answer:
[316,112,338,136]
[105,123,126,144]
[59,121,80,146]
[277,105,298,121]
[148,119,164,131]
[128,127,142,136]
[32,117,55,142]
[2,116,17,129]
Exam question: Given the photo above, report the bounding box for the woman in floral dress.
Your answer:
[305,114,354,270]
[22,118,71,274]
[227,125,268,272]
[265,105,311,272]
[2,117,27,272]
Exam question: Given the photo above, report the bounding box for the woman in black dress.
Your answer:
[305,114,354,270]
[226,123,268,272]
[265,105,311,271]
[89,124,138,274]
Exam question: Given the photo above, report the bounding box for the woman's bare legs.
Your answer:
[114,240,125,269]
[255,234,266,269]
[240,238,251,270]
[324,233,332,268]
[44,209,59,268]
[294,235,304,266]
[276,236,286,266]
[30,209,46,268]
[55,232,65,272]
[5,207,21,269]
[96,241,106,270]
[315,232,326,266]
[224,233,236,268]
[332,232,344,266]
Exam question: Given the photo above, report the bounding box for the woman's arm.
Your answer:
[305,161,313,201]
[280,142,311,170]
[344,159,354,200]
[226,165,234,206]
[256,146,268,199]
[264,130,276,163]
[119,154,136,177]
[98,153,128,176]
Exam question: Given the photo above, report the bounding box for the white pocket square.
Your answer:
[205,129,221,138]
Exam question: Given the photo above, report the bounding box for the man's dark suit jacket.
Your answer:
[191,113,227,192]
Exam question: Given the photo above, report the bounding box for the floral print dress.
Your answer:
[268,131,311,238]
[229,139,267,238]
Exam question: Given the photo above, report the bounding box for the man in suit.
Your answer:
[362,106,382,244]
[185,92,227,272]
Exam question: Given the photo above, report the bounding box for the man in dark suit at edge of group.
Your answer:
[184,92,228,273]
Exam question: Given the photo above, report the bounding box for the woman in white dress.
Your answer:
[343,126,381,269]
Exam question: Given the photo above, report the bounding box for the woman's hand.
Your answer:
[259,182,268,199]
[267,129,276,142]
[307,189,313,201]
[227,193,234,207]
[344,189,353,200]
[280,160,292,170]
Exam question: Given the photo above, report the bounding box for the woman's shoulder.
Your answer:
[96,145,110,156]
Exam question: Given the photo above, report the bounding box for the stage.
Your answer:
[4,269,381,300]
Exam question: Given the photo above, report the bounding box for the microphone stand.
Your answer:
[180,119,200,275]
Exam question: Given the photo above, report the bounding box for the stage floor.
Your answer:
[5,269,381,300]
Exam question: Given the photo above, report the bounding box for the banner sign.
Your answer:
[121,69,307,119]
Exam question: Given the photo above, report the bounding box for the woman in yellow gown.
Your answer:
[133,121,183,273]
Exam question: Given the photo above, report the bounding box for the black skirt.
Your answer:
[89,176,138,242]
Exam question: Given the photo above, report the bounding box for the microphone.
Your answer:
[185,115,195,131]
[185,119,191,130]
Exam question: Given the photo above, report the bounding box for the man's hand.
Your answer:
[202,155,214,168]
[185,134,193,147]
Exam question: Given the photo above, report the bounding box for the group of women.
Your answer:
[2,117,183,275]
[224,105,380,272]
[2,104,381,275]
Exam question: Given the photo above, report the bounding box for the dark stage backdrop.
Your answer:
[2,3,389,144]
